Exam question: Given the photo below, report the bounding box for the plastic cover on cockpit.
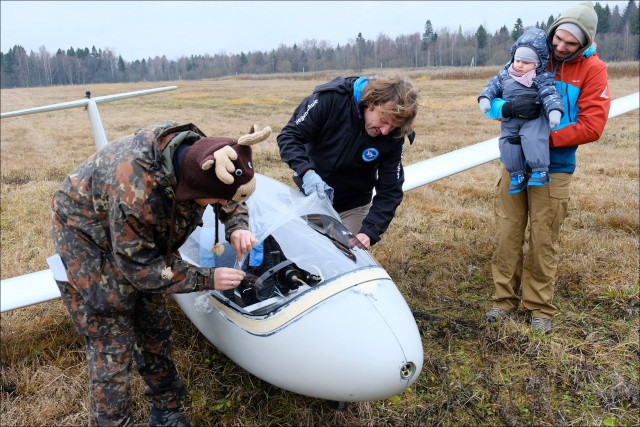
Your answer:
[179,174,379,313]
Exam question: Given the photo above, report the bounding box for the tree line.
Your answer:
[1,1,638,89]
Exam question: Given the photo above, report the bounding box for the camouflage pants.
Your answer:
[56,280,186,426]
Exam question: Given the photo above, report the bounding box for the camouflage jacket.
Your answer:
[52,121,249,296]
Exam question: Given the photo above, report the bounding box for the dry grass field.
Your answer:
[1,64,638,426]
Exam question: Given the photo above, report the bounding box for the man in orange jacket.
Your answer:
[484,1,611,334]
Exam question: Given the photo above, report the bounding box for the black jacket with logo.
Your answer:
[277,76,412,244]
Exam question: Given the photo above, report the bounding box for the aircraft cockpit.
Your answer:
[179,175,379,316]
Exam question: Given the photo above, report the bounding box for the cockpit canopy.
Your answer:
[179,174,378,315]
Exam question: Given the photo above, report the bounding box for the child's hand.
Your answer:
[478,98,491,113]
[549,110,562,128]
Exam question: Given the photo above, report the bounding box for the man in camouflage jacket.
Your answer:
[51,121,268,426]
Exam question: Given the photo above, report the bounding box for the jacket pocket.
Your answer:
[83,254,137,313]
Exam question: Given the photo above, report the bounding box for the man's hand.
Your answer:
[502,94,542,119]
[302,170,334,201]
[213,267,246,291]
[229,229,256,261]
[348,233,371,250]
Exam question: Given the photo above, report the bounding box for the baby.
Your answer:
[479,28,564,193]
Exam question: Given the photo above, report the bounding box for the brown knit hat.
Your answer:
[160,125,271,280]
[175,125,271,202]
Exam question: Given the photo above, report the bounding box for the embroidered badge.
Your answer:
[362,148,379,162]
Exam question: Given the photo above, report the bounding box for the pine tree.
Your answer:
[546,15,556,29]
[117,55,126,72]
[422,20,436,51]
[476,25,488,49]
[356,32,366,71]
[622,0,639,35]
[511,18,524,41]
[475,25,488,65]
[595,3,612,34]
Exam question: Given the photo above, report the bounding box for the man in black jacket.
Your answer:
[277,75,418,249]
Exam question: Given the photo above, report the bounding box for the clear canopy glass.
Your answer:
[179,174,378,316]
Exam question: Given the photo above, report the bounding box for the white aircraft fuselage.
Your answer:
[174,174,423,401]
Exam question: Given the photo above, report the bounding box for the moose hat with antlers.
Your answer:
[175,125,271,203]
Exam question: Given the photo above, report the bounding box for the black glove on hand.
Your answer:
[502,94,542,119]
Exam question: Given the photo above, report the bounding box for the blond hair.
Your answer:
[360,74,419,137]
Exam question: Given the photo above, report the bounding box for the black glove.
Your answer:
[502,94,542,119]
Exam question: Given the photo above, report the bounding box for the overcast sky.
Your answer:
[1,1,631,61]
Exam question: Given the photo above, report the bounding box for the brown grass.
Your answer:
[1,64,638,426]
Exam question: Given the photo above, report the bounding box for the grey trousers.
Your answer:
[339,202,372,235]
[499,115,551,175]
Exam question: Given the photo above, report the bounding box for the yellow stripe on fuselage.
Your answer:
[208,266,391,335]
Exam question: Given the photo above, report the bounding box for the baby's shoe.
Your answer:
[528,171,550,186]
[508,173,527,194]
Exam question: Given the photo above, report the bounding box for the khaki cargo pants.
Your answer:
[490,167,572,319]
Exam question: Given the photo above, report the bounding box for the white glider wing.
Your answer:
[1,270,61,312]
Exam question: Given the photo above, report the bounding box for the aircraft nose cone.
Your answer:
[174,268,423,403]
[253,277,424,401]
